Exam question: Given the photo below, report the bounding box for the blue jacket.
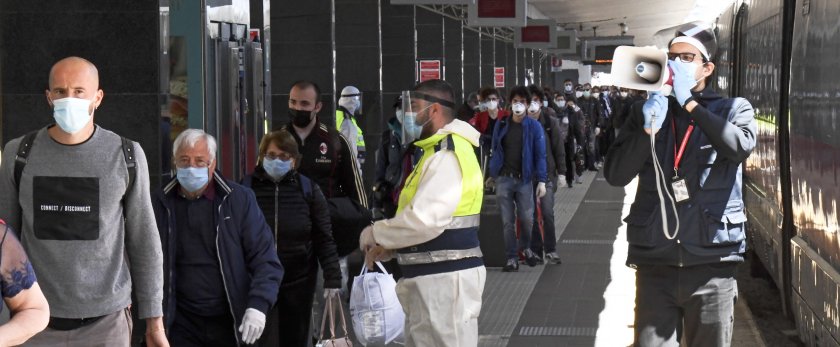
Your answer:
[153,172,284,342]
[604,87,757,267]
[488,114,547,182]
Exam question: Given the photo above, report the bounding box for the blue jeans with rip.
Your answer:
[495,176,535,260]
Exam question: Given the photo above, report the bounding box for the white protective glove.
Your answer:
[323,288,342,299]
[536,182,547,199]
[359,225,377,252]
[238,308,266,345]
[594,127,601,136]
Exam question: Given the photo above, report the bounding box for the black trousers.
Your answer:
[170,307,238,347]
[259,270,318,347]
[634,263,738,347]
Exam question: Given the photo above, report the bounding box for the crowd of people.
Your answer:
[0,21,753,347]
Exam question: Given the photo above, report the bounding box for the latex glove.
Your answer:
[238,308,266,345]
[642,92,668,134]
[668,59,696,106]
[323,288,341,299]
[365,245,395,268]
[536,182,547,199]
[562,116,569,125]
[594,127,601,136]
[359,225,377,252]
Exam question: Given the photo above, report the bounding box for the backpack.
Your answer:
[14,130,136,198]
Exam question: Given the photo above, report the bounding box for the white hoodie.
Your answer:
[372,119,480,249]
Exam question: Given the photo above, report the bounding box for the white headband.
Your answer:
[671,36,710,60]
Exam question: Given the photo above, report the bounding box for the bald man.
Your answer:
[0,57,168,346]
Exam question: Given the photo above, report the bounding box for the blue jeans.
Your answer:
[495,176,535,259]
[531,180,556,255]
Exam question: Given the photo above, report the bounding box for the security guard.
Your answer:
[336,85,366,175]
[359,79,485,347]
[604,22,756,346]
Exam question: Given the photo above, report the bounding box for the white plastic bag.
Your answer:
[349,262,405,346]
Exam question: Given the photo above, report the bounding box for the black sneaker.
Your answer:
[545,252,562,264]
[523,249,539,267]
[503,258,519,272]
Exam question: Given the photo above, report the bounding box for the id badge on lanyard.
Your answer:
[671,120,695,204]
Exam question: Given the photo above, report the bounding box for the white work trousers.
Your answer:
[396,266,486,347]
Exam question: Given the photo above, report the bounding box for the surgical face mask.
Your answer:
[542,100,549,108]
[511,102,526,116]
[575,91,583,98]
[52,97,93,134]
[395,109,405,124]
[564,85,573,92]
[671,59,701,89]
[620,92,628,98]
[556,100,566,108]
[592,92,600,98]
[290,109,313,128]
[262,158,292,180]
[583,91,591,98]
[486,100,499,111]
[177,166,209,193]
[528,101,541,114]
[403,104,433,142]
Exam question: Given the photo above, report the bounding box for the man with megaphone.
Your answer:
[604,22,757,347]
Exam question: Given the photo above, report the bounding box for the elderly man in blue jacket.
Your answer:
[487,85,548,272]
[153,129,284,346]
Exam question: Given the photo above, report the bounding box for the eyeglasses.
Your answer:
[265,152,292,161]
[667,52,706,63]
[176,157,211,168]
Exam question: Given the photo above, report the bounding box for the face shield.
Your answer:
[339,86,363,115]
[399,90,455,144]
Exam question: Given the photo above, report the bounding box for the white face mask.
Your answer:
[486,100,499,111]
[592,92,600,98]
[527,101,541,114]
[511,102,526,116]
[556,100,566,108]
[620,92,628,98]
[672,60,701,89]
[564,85,573,92]
[52,97,93,134]
[542,100,548,108]
[575,91,583,98]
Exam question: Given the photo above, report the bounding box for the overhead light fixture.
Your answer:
[620,22,628,35]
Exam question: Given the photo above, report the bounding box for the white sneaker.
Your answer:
[575,175,583,184]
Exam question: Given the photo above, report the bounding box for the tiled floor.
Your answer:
[479,172,766,347]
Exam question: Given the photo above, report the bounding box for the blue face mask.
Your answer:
[52,97,93,134]
[262,158,292,180]
[176,167,209,193]
[402,104,433,143]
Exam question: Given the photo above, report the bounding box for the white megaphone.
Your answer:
[611,46,674,95]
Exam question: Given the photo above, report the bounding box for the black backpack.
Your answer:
[14,130,137,196]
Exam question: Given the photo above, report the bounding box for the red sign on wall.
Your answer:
[418,60,442,82]
[477,0,516,18]
[494,67,505,88]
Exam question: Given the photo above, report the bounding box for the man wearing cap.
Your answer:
[336,85,366,175]
[604,22,757,346]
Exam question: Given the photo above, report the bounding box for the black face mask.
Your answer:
[290,109,313,128]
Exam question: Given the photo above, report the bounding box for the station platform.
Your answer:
[477,171,768,347]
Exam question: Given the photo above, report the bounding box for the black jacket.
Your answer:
[244,168,342,289]
[604,86,757,267]
[535,109,567,183]
[560,105,586,147]
[373,118,411,218]
[278,121,368,208]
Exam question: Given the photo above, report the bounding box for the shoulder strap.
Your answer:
[13,131,39,193]
[120,137,137,195]
[298,174,313,200]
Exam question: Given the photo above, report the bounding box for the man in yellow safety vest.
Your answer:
[359,79,486,346]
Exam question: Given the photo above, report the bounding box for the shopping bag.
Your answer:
[317,290,353,347]
[349,261,405,346]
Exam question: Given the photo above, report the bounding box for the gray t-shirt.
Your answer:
[0,125,163,319]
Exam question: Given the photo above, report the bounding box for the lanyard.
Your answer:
[671,118,695,176]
